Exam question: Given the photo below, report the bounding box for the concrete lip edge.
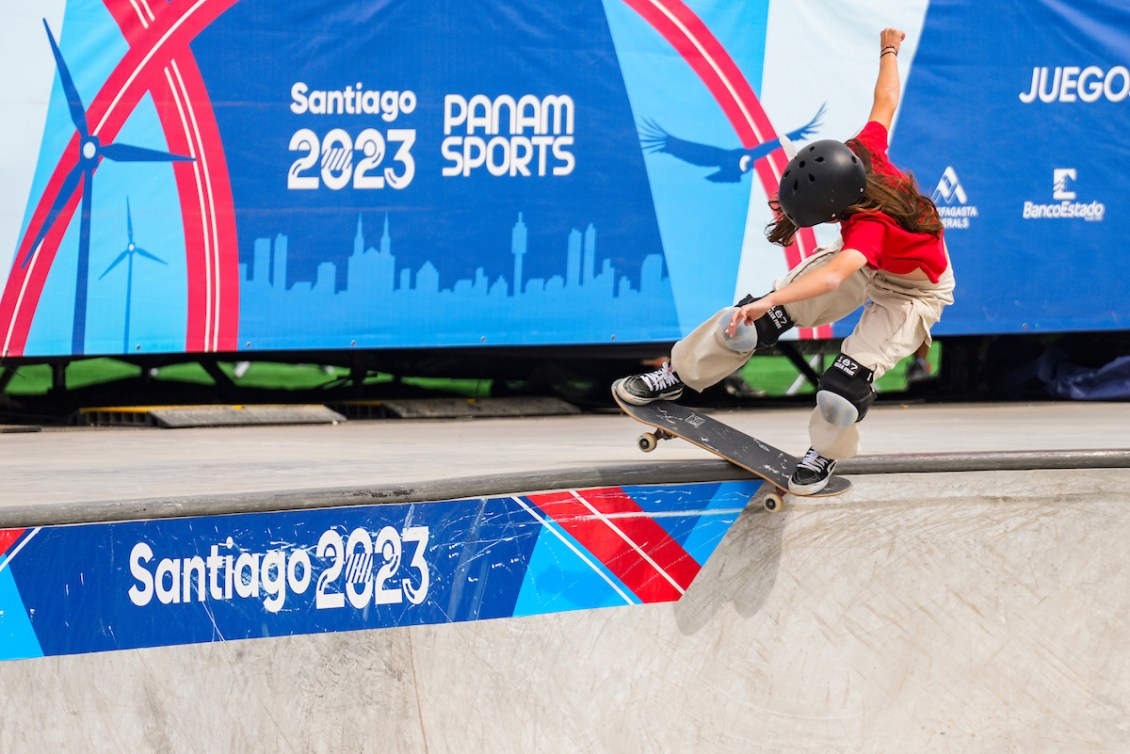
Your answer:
[5,449,1130,529]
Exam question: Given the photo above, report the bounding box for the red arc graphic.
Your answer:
[623,0,832,339]
[1,0,240,357]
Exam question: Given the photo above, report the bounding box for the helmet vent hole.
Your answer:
[798,160,806,168]
[792,179,799,191]
[807,173,816,183]
[815,156,825,163]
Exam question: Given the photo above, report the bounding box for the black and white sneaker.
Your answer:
[613,362,684,405]
[789,447,837,495]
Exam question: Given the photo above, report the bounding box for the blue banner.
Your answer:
[1,1,1126,358]
[893,0,1130,335]
[0,481,757,660]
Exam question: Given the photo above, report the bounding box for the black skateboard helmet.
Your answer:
[777,140,867,227]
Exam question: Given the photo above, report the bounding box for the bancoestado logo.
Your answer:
[442,94,575,177]
[931,166,978,230]
[1020,66,1130,103]
[127,525,431,614]
[1023,168,1105,222]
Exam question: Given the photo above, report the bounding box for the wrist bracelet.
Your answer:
[880,49,898,58]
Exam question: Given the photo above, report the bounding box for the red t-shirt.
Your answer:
[839,122,948,283]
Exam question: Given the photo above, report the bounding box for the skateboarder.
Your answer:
[614,27,955,495]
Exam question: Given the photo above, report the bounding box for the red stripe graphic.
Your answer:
[622,0,832,339]
[1,0,240,356]
[0,529,26,559]
[527,487,701,603]
[106,0,240,352]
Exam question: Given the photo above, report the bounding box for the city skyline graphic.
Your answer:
[238,213,680,349]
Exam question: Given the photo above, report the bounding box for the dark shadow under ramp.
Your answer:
[2,467,1128,751]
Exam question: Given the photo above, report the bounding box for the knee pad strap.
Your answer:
[734,294,794,349]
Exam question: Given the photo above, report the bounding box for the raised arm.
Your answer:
[867,27,906,130]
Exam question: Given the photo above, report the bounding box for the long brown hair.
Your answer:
[766,138,943,247]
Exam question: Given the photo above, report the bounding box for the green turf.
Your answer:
[2,358,141,395]
[0,358,495,398]
[2,344,940,400]
[737,341,941,397]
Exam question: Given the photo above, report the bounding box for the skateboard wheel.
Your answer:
[763,493,783,512]
[637,432,659,452]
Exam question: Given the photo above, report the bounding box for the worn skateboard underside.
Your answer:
[614,396,851,497]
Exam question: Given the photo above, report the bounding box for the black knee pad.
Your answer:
[734,293,794,349]
[816,353,876,426]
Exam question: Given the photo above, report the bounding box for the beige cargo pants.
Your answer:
[671,245,955,459]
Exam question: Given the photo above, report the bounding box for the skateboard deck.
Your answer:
[613,392,851,510]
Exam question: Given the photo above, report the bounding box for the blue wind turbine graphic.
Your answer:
[22,20,193,355]
[99,198,167,353]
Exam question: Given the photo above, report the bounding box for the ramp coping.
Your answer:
[4,449,1130,528]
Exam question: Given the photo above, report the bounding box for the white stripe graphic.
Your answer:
[567,490,685,596]
[168,60,222,349]
[3,246,41,355]
[127,0,156,24]
[0,528,42,576]
[96,0,211,134]
[512,496,637,606]
[136,1,222,350]
[641,0,766,145]
[139,1,222,351]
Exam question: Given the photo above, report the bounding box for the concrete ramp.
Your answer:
[3,468,1128,752]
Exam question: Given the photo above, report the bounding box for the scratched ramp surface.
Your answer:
[2,469,1128,752]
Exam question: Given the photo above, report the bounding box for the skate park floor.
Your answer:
[2,399,1129,751]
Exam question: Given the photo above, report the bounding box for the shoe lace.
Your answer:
[641,363,680,391]
[798,448,831,473]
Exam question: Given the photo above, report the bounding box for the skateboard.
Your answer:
[612,391,851,511]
